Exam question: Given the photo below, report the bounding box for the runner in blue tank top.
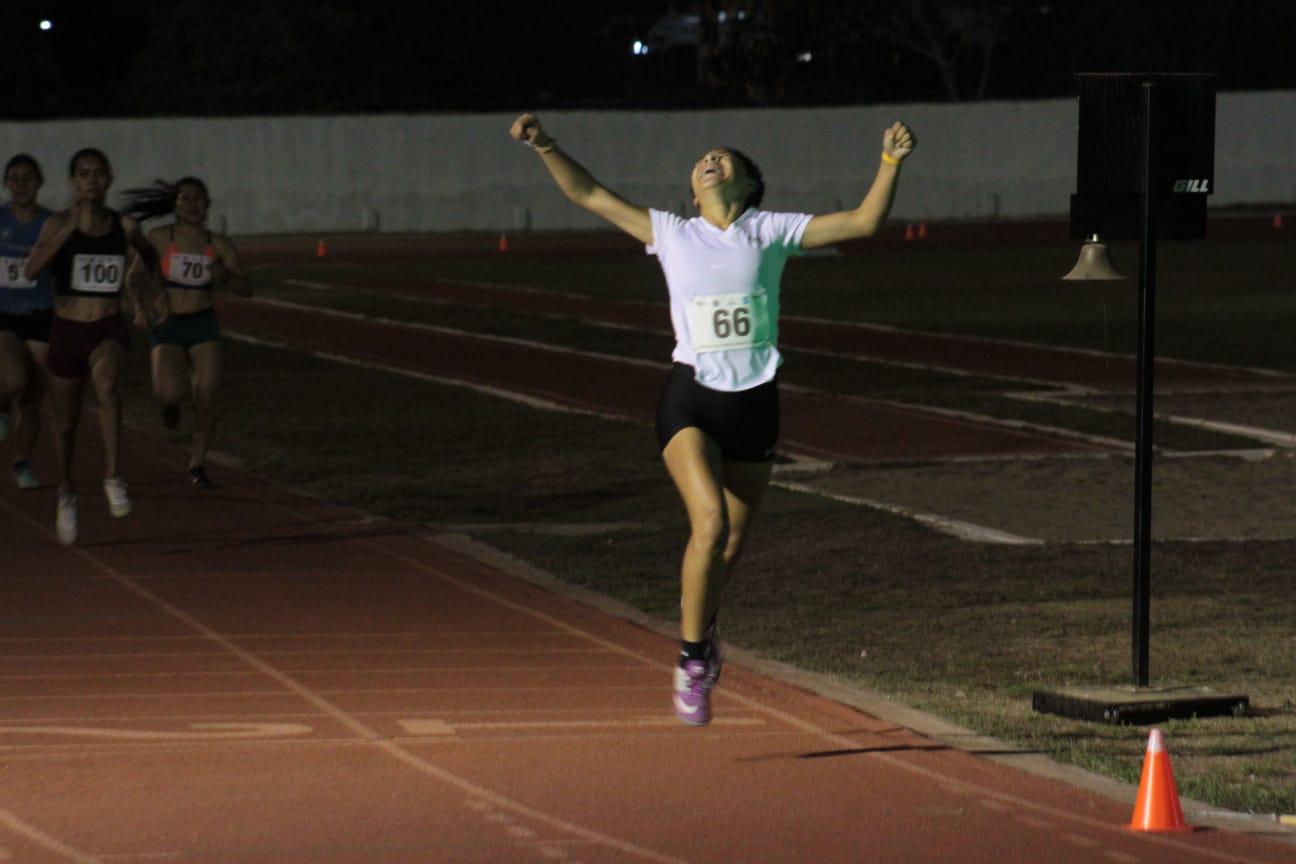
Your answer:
[510,113,916,726]
[0,154,54,489]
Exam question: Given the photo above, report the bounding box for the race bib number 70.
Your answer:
[686,290,772,353]
[71,253,125,294]
[167,252,212,287]
[0,256,36,290]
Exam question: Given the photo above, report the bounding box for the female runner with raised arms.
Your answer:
[509,113,915,725]
[0,154,54,489]
[124,177,251,489]
[25,148,164,545]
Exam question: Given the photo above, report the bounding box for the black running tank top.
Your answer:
[53,211,128,298]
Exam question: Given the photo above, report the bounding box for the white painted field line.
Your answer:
[239,296,1129,453]
[0,804,103,863]
[1010,389,1296,448]
[772,480,1044,545]
[398,716,765,735]
[284,275,1296,384]
[225,332,640,421]
[227,315,1078,544]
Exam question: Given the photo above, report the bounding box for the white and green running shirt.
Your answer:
[647,207,812,392]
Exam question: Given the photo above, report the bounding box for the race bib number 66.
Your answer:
[686,290,772,353]
[0,256,36,290]
[71,253,125,294]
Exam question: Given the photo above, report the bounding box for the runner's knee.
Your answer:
[690,507,729,557]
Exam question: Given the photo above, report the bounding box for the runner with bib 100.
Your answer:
[24,148,166,546]
[510,112,915,726]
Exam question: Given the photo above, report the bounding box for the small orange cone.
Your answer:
[498,233,509,253]
[1129,729,1193,832]
[904,224,915,241]
[1274,213,1284,230]
[315,239,327,258]
[917,222,928,240]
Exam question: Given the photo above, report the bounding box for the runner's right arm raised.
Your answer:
[510,113,652,245]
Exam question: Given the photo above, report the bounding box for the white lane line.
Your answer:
[283,277,1296,386]
[5,470,1264,864]
[245,298,1133,453]
[381,533,1277,864]
[226,332,637,421]
[1064,832,1098,848]
[772,480,1043,545]
[0,723,311,741]
[0,499,694,864]
[398,716,765,735]
[0,805,103,863]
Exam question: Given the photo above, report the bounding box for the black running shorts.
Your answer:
[655,363,779,462]
[0,308,53,343]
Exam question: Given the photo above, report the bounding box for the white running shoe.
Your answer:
[103,477,131,517]
[56,494,77,546]
[12,461,39,490]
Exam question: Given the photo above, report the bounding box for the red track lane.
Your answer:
[301,278,1290,392]
[217,297,1112,462]
[1,426,1293,862]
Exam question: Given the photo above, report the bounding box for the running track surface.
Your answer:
[216,297,1116,463]
[2,390,1294,860]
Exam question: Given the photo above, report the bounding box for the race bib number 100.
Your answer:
[0,256,36,290]
[71,254,125,294]
[686,290,772,353]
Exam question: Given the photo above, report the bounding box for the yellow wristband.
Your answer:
[881,152,902,167]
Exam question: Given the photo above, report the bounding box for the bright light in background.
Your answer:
[797,51,813,63]
[39,19,53,31]
[631,40,649,56]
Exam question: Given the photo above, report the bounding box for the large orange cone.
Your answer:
[1274,213,1285,230]
[498,233,509,253]
[904,224,915,241]
[1129,729,1193,832]
[315,239,327,258]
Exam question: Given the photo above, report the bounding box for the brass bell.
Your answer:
[1063,235,1125,281]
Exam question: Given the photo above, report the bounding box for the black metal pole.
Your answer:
[1132,83,1158,687]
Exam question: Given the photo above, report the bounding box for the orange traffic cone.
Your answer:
[498,233,509,253]
[917,222,928,240]
[1274,213,1285,230]
[1129,729,1193,832]
[315,239,327,258]
[904,224,915,241]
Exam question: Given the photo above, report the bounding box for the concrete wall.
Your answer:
[4,92,1293,235]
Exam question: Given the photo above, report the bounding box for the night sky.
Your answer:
[9,1,1296,119]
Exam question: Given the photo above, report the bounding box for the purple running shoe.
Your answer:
[673,659,714,726]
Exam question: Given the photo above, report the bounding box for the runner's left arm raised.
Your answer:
[800,122,916,250]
